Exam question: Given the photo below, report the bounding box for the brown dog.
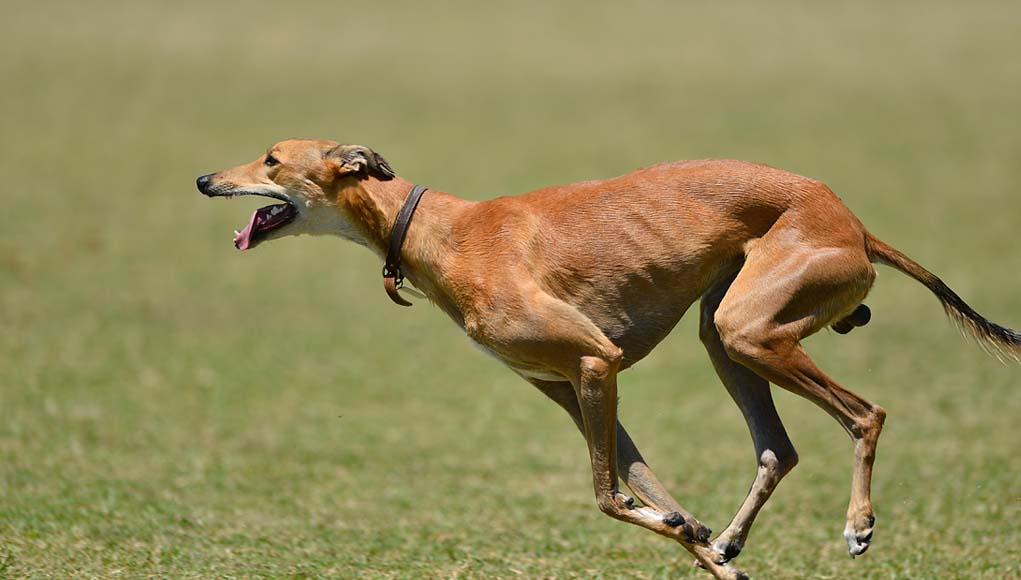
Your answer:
[197,140,1020,580]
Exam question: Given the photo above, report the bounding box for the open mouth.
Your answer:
[197,176,299,250]
[233,199,298,250]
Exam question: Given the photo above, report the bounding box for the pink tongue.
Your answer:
[233,209,264,251]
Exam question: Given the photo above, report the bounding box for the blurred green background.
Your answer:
[2,1,1019,578]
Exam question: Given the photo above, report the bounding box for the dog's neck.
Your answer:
[335,176,474,321]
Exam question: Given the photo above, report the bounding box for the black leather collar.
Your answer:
[382,184,429,306]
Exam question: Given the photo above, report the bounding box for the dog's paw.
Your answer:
[844,513,875,557]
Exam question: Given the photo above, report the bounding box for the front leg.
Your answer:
[474,290,747,579]
[531,379,709,541]
[575,352,649,523]
[572,352,746,580]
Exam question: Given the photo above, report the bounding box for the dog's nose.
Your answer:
[196,173,213,194]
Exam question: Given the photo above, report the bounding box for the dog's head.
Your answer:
[196,139,395,250]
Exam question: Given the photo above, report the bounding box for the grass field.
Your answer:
[2,1,1020,578]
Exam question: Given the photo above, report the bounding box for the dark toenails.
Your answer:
[721,542,742,562]
[682,523,695,540]
[614,492,635,508]
[663,511,685,527]
[680,522,712,543]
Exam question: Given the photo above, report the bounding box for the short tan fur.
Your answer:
[198,140,1020,580]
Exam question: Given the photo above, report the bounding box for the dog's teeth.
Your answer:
[234,230,241,236]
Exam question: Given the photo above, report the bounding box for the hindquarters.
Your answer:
[704,207,886,557]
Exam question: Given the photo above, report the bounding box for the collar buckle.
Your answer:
[382,184,429,307]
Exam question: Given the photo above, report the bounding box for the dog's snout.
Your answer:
[196,173,214,195]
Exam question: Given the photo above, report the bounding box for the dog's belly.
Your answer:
[530,224,746,368]
[467,301,695,379]
[563,261,737,368]
[588,297,698,369]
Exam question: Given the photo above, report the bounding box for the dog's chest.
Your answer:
[467,338,567,382]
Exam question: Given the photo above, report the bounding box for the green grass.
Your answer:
[2,1,1021,578]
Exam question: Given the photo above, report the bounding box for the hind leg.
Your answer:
[714,230,885,557]
[698,275,800,564]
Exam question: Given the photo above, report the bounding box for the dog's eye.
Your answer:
[264,155,280,167]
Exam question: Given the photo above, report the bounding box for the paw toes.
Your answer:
[706,539,743,564]
[681,522,712,543]
[848,539,871,558]
[718,541,742,563]
[682,523,695,541]
[844,518,875,558]
[663,511,685,527]
[697,560,750,580]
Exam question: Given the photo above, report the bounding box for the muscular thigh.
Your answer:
[716,222,876,343]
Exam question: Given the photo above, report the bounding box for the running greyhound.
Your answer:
[197,139,1020,580]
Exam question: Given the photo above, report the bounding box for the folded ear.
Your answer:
[326,144,396,180]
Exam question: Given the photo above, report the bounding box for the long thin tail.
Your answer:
[866,232,1021,363]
